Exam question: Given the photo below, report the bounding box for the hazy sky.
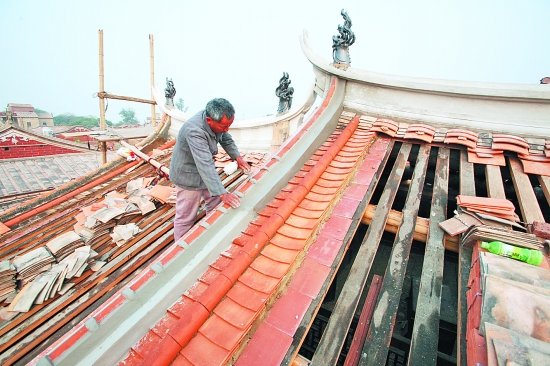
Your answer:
[1,0,549,123]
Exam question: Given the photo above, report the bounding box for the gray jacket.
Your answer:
[169,110,240,196]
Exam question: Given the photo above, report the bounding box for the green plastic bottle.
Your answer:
[480,241,543,266]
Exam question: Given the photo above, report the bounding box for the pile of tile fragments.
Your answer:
[0,176,173,315]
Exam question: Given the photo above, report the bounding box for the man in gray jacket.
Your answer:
[170,98,250,241]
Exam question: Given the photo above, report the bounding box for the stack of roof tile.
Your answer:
[0,260,16,302]
[371,118,399,137]
[444,129,478,149]
[110,223,141,247]
[466,242,550,364]
[457,195,520,222]
[492,134,530,156]
[403,124,436,143]
[45,231,84,262]
[12,247,55,287]
[146,185,176,205]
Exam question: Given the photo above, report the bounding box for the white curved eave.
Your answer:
[300,30,550,138]
[153,82,317,152]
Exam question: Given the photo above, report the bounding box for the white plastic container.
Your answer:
[223,161,238,175]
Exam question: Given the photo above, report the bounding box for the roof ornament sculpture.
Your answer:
[275,72,294,115]
[332,9,355,65]
[164,77,176,106]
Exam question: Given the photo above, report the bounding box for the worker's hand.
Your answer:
[220,193,240,208]
[235,156,251,174]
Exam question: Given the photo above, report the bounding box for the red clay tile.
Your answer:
[322,215,353,241]
[307,234,344,266]
[234,323,293,366]
[298,198,330,211]
[277,224,315,241]
[261,244,300,265]
[213,297,256,330]
[121,348,144,366]
[199,314,247,351]
[252,168,268,181]
[343,183,369,201]
[168,302,210,347]
[353,168,376,186]
[467,150,505,166]
[521,159,550,176]
[129,269,156,293]
[186,281,209,301]
[289,257,331,299]
[284,214,319,230]
[227,281,268,312]
[325,165,353,175]
[131,329,162,360]
[204,209,224,225]
[172,354,194,366]
[310,185,340,195]
[292,206,324,219]
[332,197,361,218]
[265,287,312,336]
[181,225,206,244]
[444,136,477,149]
[49,325,89,361]
[232,233,252,247]
[210,255,233,271]
[167,295,195,319]
[251,255,290,278]
[239,267,282,293]
[222,243,245,259]
[269,233,307,251]
[199,267,221,286]
[94,294,126,323]
[237,180,254,194]
[316,178,345,189]
[158,245,184,267]
[181,332,231,365]
[198,275,233,312]
[152,312,180,338]
[304,191,334,202]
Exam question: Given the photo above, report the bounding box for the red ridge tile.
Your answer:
[291,206,324,219]
[168,302,210,347]
[131,329,162,360]
[221,251,253,283]
[197,275,233,312]
[172,354,193,366]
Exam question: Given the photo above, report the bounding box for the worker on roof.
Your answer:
[170,98,251,241]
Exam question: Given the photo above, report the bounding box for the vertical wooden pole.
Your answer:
[98,29,107,164]
[149,34,156,127]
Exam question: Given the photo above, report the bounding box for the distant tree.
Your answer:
[34,108,49,114]
[119,108,138,124]
[54,113,112,128]
[175,98,189,112]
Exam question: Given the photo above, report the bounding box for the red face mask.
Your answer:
[206,115,234,133]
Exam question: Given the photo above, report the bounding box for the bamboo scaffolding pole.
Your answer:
[97,92,155,105]
[98,29,107,164]
[120,141,169,177]
[150,35,156,127]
